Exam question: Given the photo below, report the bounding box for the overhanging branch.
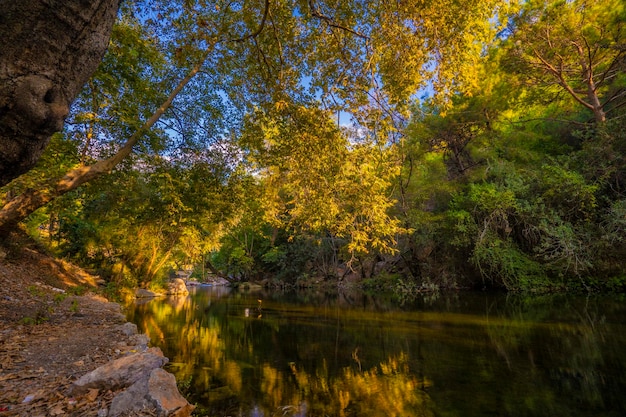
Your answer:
[232,0,271,42]
[308,0,369,40]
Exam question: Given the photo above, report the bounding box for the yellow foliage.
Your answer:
[240,104,404,257]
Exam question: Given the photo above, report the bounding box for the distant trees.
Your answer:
[393,0,626,292]
[504,0,626,123]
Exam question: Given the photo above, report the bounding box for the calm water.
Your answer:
[125,287,626,417]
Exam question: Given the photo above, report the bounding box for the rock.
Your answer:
[174,270,192,279]
[148,368,195,416]
[135,288,161,298]
[108,374,150,416]
[132,333,150,350]
[198,276,230,286]
[238,282,263,291]
[70,348,168,395]
[109,368,194,417]
[166,278,189,296]
[119,322,138,336]
[22,394,35,403]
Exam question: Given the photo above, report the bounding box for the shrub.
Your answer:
[471,238,550,291]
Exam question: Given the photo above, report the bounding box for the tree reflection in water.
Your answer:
[125,289,626,417]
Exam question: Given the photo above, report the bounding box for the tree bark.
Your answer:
[0,0,121,186]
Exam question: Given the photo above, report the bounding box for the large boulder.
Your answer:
[109,368,194,417]
[70,348,168,395]
[135,288,162,298]
[166,278,189,296]
[71,346,194,416]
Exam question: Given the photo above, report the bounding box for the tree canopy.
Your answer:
[2,0,626,293]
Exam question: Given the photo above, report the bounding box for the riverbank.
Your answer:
[0,235,188,416]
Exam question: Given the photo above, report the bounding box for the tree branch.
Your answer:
[232,0,271,42]
[0,50,208,233]
[308,0,369,40]
[531,49,595,111]
[505,116,592,127]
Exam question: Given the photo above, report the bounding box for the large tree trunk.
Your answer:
[0,0,121,186]
[0,64,202,234]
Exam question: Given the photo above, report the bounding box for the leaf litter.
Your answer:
[0,237,158,416]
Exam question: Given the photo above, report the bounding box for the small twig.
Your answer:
[232,0,271,42]
[308,0,369,40]
[504,116,592,127]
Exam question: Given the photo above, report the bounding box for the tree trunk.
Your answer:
[0,0,121,186]
[0,64,202,235]
[204,258,236,283]
[587,79,606,124]
[578,45,607,124]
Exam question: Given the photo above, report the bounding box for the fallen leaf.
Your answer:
[49,404,65,415]
[85,388,99,402]
[0,373,18,382]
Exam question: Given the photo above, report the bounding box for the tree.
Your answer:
[504,0,626,123]
[240,103,402,264]
[0,0,513,235]
[45,152,244,285]
[0,0,121,186]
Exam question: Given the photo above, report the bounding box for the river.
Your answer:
[125,287,626,416]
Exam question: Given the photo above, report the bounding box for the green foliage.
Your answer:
[604,276,626,293]
[67,286,87,296]
[213,245,255,280]
[400,21,626,291]
[440,161,599,289]
[260,240,313,282]
[575,119,626,199]
[19,314,49,326]
[35,150,245,287]
[100,281,125,303]
[501,0,626,122]
[537,165,597,222]
[27,285,47,298]
[9,0,626,294]
[54,292,68,303]
[362,272,402,293]
[471,238,550,291]
[600,199,626,244]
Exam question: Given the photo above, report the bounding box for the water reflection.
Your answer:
[125,289,626,417]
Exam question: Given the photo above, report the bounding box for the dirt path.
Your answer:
[0,238,158,416]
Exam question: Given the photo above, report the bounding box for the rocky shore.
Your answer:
[0,241,194,416]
